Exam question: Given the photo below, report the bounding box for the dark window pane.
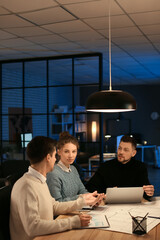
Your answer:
[2,62,22,88]
[24,88,47,114]
[2,116,9,141]
[75,85,99,106]
[49,86,72,113]
[49,59,72,85]
[2,89,23,114]
[74,57,99,84]
[32,115,47,136]
[24,61,47,87]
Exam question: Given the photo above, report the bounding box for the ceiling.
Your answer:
[0,0,160,86]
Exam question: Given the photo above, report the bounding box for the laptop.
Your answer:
[105,187,144,204]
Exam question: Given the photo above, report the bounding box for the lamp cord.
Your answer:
[109,0,112,91]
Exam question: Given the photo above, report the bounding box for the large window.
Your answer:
[0,53,102,162]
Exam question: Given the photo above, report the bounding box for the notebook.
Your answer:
[105,187,144,204]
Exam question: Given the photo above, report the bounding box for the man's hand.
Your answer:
[79,213,92,227]
[82,191,105,206]
[143,185,154,196]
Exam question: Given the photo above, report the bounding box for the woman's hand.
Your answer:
[79,213,92,227]
[82,191,105,206]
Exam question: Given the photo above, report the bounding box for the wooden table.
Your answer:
[34,197,160,240]
[34,223,160,240]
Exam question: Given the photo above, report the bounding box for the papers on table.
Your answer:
[86,197,160,234]
[82,213,110,229]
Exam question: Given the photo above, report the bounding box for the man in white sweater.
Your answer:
[10,136,103,240]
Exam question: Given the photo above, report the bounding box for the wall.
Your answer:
[80,84,160,150]
[120,84,160,146]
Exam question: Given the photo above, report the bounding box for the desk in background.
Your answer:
[137,145,156,163]
[88,153,116,177]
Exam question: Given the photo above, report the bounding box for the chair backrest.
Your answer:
[0,185,12,240]
[1,160,30,177]
[1,160,30,185]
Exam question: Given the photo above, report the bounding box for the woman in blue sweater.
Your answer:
[47,132,90,201]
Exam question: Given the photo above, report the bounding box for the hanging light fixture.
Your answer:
[86,0,136,113]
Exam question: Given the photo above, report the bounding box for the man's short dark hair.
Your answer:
[120,135,137,149]
[26,136,57,164]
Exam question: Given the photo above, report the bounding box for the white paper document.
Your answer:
[82,213,110,229]
[87,197,160,234]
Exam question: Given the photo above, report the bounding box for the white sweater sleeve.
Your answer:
[15,182,84,238]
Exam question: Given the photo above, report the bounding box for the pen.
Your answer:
[143,212,149,219]
[128,212,149,220]
[105,215,110,227]
[148,216,160,219]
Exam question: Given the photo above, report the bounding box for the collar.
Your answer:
[57,160,72,173]
[27,166,46,183]
[116,157,134,167]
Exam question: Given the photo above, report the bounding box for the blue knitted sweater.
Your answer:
[47,164,88,202]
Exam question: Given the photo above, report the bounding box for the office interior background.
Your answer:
[0,0,160,194]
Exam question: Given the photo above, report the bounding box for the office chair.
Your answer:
[0,185,12,240]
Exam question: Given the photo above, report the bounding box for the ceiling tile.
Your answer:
[0,38,34,47]
[84,15,134,29]
[19,7,75,25]
[0,6,10,14]
[0,0,159,85]
[43,20,91,33]
[147,34,160,43]
[2,45,50,55]
[27,51,60,58]
[57,0,91,3]
[44,42,81,51]
[112,36,149,45]
[129,50,159,57]
[99,26,142,38]
[26,34,68,44]
[122,43,156,52]
[65,0,123,19]
[0,0,58,13]
[130,11,160,25]
[135,55,160,63]
[61,30,102,41]
[0,53,32,60]
[0,15,34,28]
[113,56,138,64]
[154,43,160,51]
[77,38,108,48]
[0,48,21,55]
[0,30,16,40]
[56,48,89,55]
[140,24,160,35]
[146,65,160,75]
[6,26,51,37]
[16,44,49,51]
[117,0,160,13]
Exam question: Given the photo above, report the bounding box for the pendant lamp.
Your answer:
[86,0,136,113]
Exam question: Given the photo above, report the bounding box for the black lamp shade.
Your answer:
[86,90,137,112]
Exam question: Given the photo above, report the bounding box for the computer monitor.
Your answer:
[21,133,32,148]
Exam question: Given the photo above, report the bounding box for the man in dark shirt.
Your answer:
[86,135,154,199]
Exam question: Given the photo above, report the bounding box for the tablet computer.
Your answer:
[105,187,144,204]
